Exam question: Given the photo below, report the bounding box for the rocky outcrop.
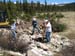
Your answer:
[26,33,71,56]
[0,29,31,53]
[0,21,71,56]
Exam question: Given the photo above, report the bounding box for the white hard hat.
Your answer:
[44,19,48,22]
[33,18,36,21]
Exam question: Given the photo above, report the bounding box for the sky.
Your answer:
[13,0,75,4]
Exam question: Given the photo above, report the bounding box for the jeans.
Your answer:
[32,26,40,35]
[11,30,16,39]
[45,32,51,42]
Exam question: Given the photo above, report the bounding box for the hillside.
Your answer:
[0,12,75,56]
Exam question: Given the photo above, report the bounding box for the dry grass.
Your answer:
[54,12,75,56]
[58,11,75,39]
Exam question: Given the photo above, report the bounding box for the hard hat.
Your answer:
[33,18,36,21]
[44,19,48,22]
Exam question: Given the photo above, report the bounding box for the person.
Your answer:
[31,17,40,35]
[44,19,52,43]
[10,20,16,40]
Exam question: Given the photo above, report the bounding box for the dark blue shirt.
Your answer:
[32,20,37,27]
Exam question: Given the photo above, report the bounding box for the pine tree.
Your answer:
[45,0,47,12]
[23,0,29,13]
[2,0,6,11]
[37,1,41,12]
[3,0,6,4]
[16,0,19,11]
[20,0,22,11]
[31,0,34,13]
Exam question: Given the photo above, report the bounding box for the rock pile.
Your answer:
[26,33,71,56]
[0,20,71,56]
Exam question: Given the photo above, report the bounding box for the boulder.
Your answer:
[35,42,49,50]
[3,50,26,56]
[18,34,31,44]
[27,47,54,56]
[27,48,43,56]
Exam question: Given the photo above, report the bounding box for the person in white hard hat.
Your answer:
[31,17,40,35]
[44,19,52,43]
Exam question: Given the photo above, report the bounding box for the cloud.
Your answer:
[50,2,58,5]
[14,2,16,4]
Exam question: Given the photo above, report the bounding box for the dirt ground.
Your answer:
[58,11,75,39]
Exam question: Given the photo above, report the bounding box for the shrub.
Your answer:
[21,14,32,21]
[52,23,66,32]
[37,12,66,32]
[56,13,64,18]
[36,13,51,19]
[50,12,65,32]
[36,13,45,19]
